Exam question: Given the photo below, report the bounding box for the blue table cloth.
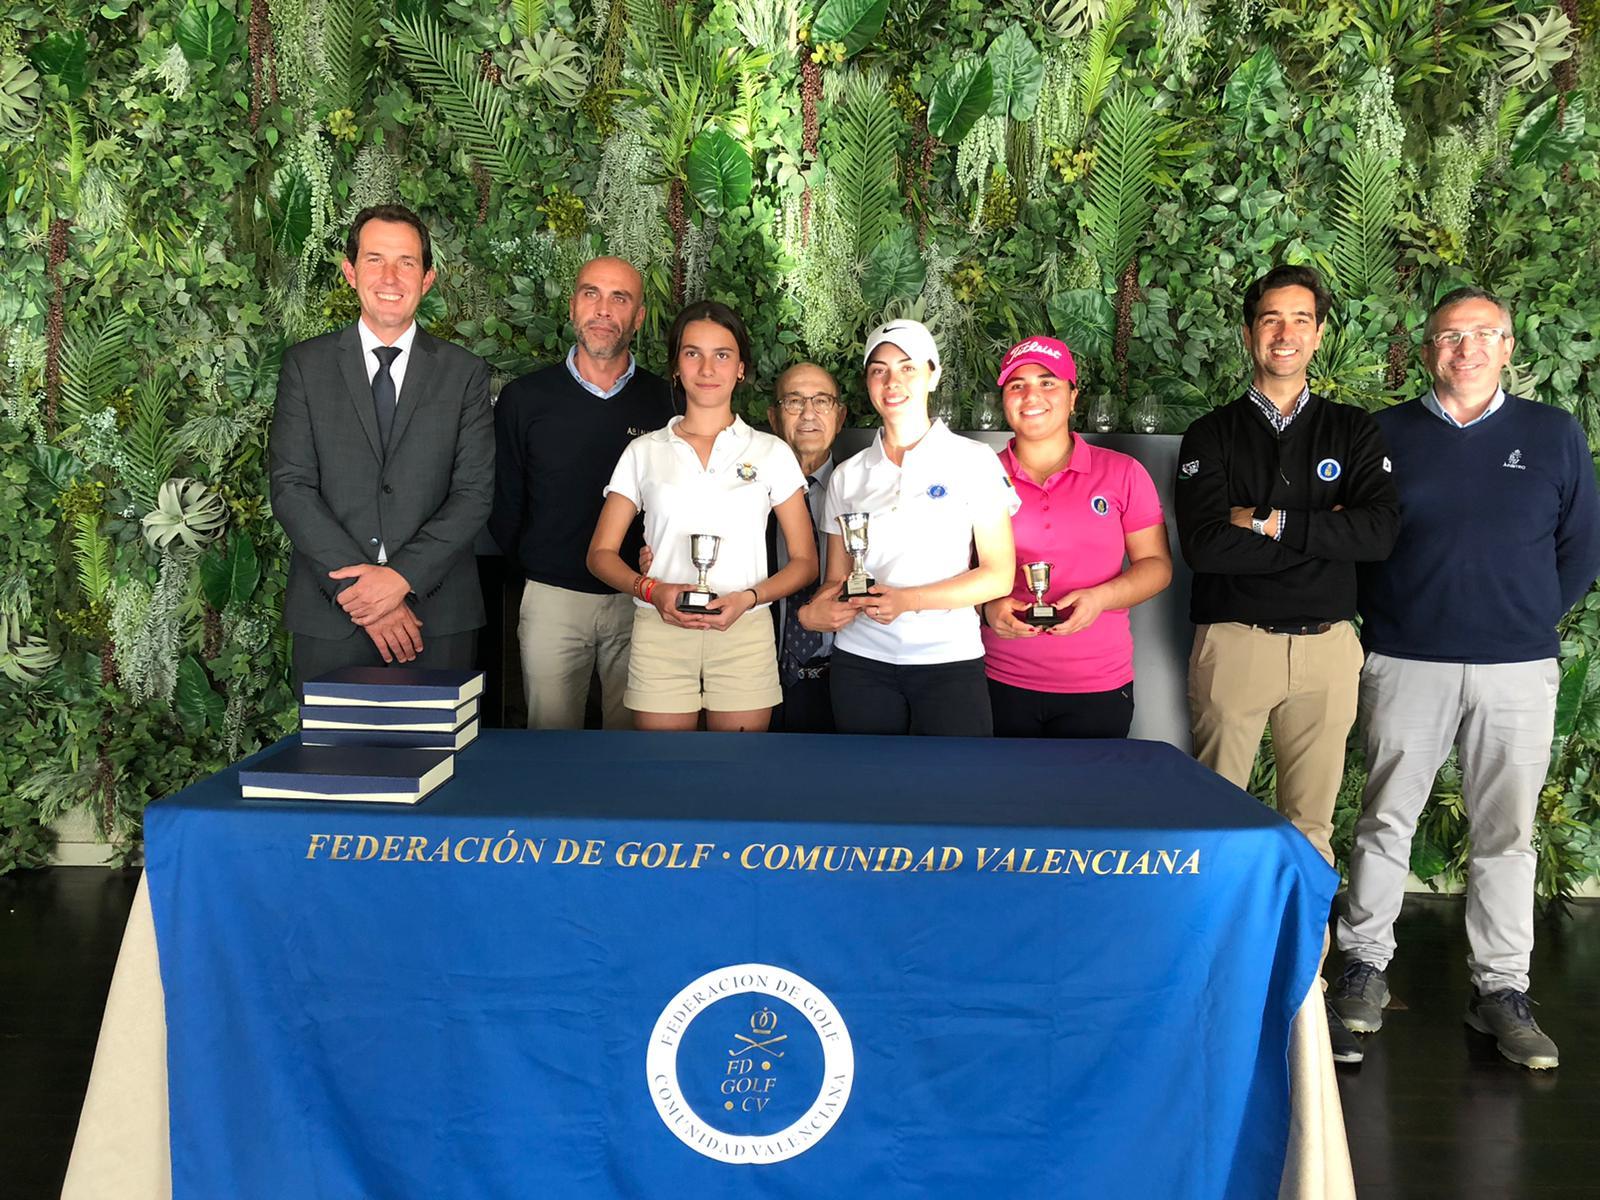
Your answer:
[145,731,1335,1199]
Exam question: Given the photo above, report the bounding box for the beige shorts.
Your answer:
[624,605,782,715]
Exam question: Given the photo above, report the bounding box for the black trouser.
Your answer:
[829,649,992,737]
[772,657,835,733]
[291,629,478,695]
[987,677,1134,739]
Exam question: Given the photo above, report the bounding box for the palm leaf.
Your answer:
[1330,143,1399,300]
[322,0,379,112]
[122,374,179,515]
[1076,0,1136,124]
[60,307,134,421]
[511,0,548,38]
[387,13,531,184]
[72,513,112,606]
[829,74,902,261]
[1084,88,1157,283]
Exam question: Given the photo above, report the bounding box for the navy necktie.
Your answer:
[371,345,401,449]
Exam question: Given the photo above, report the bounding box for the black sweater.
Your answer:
[1174,393,1400,626]
[489,361,675,593]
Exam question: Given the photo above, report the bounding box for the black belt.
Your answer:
[793,656,831,682]
[1251,622,1335,636]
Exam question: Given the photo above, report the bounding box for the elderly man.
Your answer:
[766,362,849,732]
[490,257,676,729]
[1330,287,1600,1069]
[271,204,493,687]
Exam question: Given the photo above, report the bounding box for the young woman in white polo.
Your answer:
[586,301,817,731]
[798,319,1018,735]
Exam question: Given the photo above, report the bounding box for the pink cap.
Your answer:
[997,336,1077,387]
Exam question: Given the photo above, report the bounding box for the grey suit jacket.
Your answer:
[269,323,494,640]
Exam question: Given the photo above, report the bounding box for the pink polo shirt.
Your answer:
[983,436,1165,694]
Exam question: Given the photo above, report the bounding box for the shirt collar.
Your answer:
[866,417,952,469]
[1422,386,1505,428]
[1001,434,1090,489]
[807,456,836,489]
[357,319,418,361]
[1246,383,1311,432]
[566,345,637,399]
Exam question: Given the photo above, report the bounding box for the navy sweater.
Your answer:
[1360,395,1600,663]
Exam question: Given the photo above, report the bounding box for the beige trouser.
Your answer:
[1188,621,1364,866]
[517,580,635,730]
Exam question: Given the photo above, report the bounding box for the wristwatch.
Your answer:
[1250,503,1273,536]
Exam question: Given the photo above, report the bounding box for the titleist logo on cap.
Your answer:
[1006,339,1062,362]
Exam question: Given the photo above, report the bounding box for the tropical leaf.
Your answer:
[386,12,532,184]
[1084,88,1158,283]
[322,0,380,112]
[927,56,993,144]
[175,0,238,66]
[122,375,179,515]
[142,479,228,556]
[812,0,890,58]
[1222,46,1285,141]
[1494,7,1574,90]
[267,166,313,259]
[685,126,753,217]
[176,655,226,732]
[28,30,88,99]
[1046,288,1115,361]
[1037,0,1107,40]
[829,74,902,261]
[199,533,261,612]
[26,445,87,494]
[511,0,549,38]
[60,307,135,421]
[985,23,1045,122]
[861,227,928,310]
[1076,0,1136,124]
[1555,654,1590,741]
[72,513,112,606]
[1330,143,1399,299]
[1510,94,1585,170]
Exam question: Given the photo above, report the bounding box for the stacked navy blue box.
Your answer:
[239,668,484,804]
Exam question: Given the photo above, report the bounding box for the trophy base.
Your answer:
[1021,605,1063,628]
[839,575,876,600]
[677,590,718,612]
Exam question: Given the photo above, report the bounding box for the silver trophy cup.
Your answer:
[837,512,876,599]
[1021,561,1063,627]
[677,533,721,611]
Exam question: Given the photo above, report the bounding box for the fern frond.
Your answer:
[512,0,549,39]
[60,105,87,206]
[387,13,531,184]
[73,513,113,606]
[60,308,135,421]
[1085,88,1158,282]
[626,0,687,77]
[121,374,178,515]
[830,74,902,262]
[1331,143,1399,300]
[1077,0,1137,124]
[322,0,379,111]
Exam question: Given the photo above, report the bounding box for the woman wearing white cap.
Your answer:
[798,319,1019,735]
[981,335,1171,738]
[587,300,817,731]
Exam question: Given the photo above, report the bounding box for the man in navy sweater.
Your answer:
[1330,287,1600,1069]
[489,258,675,729]
[1176,264,1399,1065]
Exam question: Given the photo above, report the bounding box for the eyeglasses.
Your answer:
[1429,328,1509,349]
[778,392,841,414]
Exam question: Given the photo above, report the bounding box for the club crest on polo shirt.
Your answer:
[1503,449,1525,470]
[1090,495,1110,515]
[1316,458,1341,481]
[927,484,948,499]
[736,463,758,482]
[1180,460,1199,478]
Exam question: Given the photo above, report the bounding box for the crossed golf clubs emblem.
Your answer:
[729,1006,787,1058]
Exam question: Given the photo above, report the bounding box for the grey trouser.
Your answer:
[517,580,634,731]
[1336,652,1558,994]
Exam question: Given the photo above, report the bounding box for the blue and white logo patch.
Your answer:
[1316,458,1341,481]
[927,484,948,499]
[1090,496,1110,516]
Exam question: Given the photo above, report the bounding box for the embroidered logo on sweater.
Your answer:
[1503,449,1525,470]
[1180,460,1199,478]
[1316,458,1342,481]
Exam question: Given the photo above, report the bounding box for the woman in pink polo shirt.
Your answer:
[981,336,1172,737]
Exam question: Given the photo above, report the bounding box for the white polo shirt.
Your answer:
[606,415,807,609]
[824,420,1020,665]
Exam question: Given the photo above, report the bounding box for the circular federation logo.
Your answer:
[1090,495,1110,516]
[1316,457,1342,481]
[646,963,854,1164]
[927,483,948,499]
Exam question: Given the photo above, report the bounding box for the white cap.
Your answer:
[863,319,941,372]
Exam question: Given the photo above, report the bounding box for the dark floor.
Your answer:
[1,869,1596,1199]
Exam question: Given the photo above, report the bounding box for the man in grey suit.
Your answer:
[270,204,494,688]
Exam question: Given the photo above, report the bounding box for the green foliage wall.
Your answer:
[2,0,1599,894]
